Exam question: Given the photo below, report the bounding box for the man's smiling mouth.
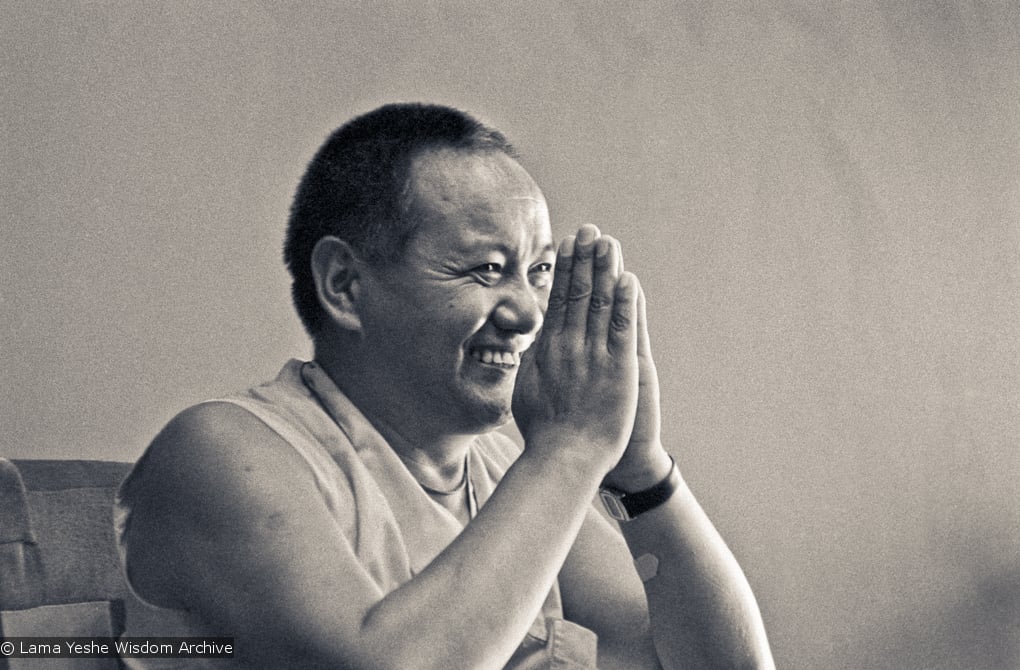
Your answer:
[469,347,521,368]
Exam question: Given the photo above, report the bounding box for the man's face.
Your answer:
[355,148,555,435]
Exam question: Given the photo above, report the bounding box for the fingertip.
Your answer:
[596,236,622,274]
[576,224,600,247]
[558,235,576,257]
[614,272,639,315]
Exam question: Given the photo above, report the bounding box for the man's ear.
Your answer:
[311,236,364,333]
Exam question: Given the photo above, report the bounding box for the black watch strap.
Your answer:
[599,457,680,521]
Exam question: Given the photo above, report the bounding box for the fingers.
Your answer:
[545,225,628,355]
[607,272,640,358]
[636,276,652,361]
[542,234,576,336]
[514,227,641,457]
[563,225,599,334]
[586,236,621,344]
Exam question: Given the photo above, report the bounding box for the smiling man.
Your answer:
[116,104,775,669]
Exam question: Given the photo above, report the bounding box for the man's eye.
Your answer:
[472,263,503,279]
[529,262,553,287]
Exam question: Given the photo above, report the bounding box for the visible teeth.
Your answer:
[472,348,518,366]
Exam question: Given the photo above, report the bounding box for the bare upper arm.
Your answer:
[559,505,662,669]
[120,401,382,666]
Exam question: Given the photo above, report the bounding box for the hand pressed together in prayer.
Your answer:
[514,224,671,492]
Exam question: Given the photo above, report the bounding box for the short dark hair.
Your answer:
[284,102,517,336]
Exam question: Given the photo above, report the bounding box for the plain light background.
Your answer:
[3,2,1018,668]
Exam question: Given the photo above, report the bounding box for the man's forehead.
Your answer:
[409,148,543,201]
[447,215,554,251]
[403,149,552,256]
[425,199,553,253]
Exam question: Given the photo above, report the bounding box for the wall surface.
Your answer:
[3,2,1018,668]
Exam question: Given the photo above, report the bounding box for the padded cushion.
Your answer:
[3,460,133,606]
[0,460,33,541]
[26,487,129,604]
[0,600,122,670]
[0,460,43,609]
[13,461,132,492]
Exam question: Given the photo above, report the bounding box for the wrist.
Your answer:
[519,432,616,485]
[603,445,674,492]
[599,453,681,522]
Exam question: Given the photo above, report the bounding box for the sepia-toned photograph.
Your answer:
[3,2,1018,668]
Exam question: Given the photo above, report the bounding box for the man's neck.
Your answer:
[311,347,475,488]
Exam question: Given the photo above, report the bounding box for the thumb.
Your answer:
[512,344,540,412]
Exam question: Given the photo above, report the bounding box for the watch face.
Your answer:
[599,489,631,521]
[599,460,681,522]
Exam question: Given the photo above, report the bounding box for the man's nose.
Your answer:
[491,280,544,335]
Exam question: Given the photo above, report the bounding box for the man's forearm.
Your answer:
[620,477,776,670]
[361,444,606,669]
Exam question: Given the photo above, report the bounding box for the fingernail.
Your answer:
[559,236,575,256]
[595,238,610,257]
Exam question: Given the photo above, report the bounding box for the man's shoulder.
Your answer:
[120,397,322,522]
[118,400,327,608]
[124,361,316,493]
[123,400,313,506]
[162,400,272,446]
[155,399,288,459]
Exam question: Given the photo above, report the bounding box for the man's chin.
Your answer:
[453,391,514,434]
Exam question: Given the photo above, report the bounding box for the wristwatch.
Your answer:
[599,457,681,521]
